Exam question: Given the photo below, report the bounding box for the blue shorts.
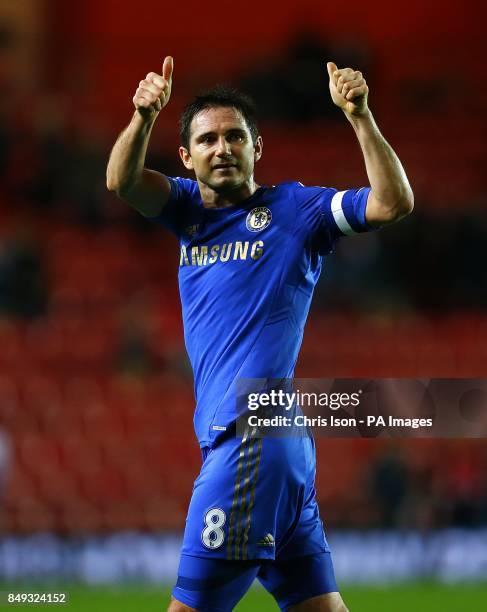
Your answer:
[172,551,338,611]
[173,430,336,609]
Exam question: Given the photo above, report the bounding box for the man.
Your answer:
[107,56,413,612]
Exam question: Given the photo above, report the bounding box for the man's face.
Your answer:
[179,106,262,192]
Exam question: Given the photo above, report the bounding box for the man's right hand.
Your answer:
[133,56,173,121]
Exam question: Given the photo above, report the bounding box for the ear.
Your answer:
[254,136,263,163]
[179,146,193,170]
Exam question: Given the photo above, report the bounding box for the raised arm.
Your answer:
[326,61,414,227]
[106,56,174,217]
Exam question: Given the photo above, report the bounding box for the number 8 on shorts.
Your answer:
[201,508,226,549]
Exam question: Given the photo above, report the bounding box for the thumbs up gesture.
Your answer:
[326,62,369,117]
[133,56,174,121]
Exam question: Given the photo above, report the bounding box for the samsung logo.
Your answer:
[180,240,264,267]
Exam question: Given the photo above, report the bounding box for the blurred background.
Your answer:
[0,0,486,609]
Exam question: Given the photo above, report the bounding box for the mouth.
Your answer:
[212,163,237,171]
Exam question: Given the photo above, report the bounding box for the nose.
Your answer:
[215,136,231,157]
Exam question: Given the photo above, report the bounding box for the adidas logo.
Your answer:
[257,533,275,547]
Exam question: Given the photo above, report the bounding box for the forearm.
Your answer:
[106,111,156,194]
[347,110,413,214]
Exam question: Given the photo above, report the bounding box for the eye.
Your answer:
[228,132,245,142]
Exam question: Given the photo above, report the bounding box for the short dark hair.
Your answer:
[179,85,259,150]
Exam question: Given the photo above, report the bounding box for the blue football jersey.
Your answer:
[150,178,372,447]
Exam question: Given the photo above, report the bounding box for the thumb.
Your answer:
[326,61,337,81]
[162,56,173,81]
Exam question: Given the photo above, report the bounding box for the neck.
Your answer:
[198,177,259,209]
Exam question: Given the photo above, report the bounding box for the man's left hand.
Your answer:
[327,62,369,117]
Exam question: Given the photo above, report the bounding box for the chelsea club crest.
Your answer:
[246,207,272,232]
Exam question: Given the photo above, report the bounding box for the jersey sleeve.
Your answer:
[145,176,199,237]
[294,183,374,254]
